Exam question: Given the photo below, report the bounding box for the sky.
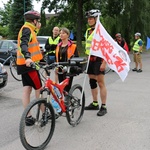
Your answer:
[0,0,49,13]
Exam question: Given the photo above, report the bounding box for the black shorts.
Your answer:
[87,61,105,75]
[21,70,42,90]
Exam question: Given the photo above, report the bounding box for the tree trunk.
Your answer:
[76,0,83,54]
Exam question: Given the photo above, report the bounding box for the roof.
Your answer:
[45,13,59,19]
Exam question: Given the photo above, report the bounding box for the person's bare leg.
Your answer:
[97,74,107,116]
[89,74,98,102]
[97,74,107,104]
[84,74,99,110]
[22,86,32,117]
[34,88,46,112]
[35,88,41,99]
[135,62,138,69]
[139,62,142,70]
[22,86,32,109]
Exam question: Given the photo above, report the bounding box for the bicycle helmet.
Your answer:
[24,10,41,20]
[85,9,101,18]
[135,32,141,37]
[115,33,121,37]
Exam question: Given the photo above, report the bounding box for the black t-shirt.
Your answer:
[58,45,68,62]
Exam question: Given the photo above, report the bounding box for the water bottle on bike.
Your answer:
[51,86,62,113]
[51,98,61,113]
[53,86,62,99]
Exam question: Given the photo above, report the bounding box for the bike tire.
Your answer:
[65,84,85,127]
[19,99,55,150]
[9,59,22,81]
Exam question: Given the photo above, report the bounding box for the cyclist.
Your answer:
[55,27,79,92]
[84,9,107,116]
[115,33,129,53]
[132,32,143,72]
[16,10,43,126]
[45,26,61,83]
[45,26,61,64]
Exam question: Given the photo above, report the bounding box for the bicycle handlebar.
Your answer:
[31,57,87,75]
[54,57,87,66]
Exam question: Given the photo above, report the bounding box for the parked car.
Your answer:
[37,36,49,62]
[37,36,49,53]
[0,63,8,89]
[0,40,17,63]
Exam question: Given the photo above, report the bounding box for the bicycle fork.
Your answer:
[39,88,52,127]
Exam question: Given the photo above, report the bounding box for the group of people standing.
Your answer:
[115,32,143,73]
[16,9,143,125]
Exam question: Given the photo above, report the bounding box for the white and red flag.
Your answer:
[90,16,130,81]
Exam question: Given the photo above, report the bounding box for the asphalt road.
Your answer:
[0,52,150,150]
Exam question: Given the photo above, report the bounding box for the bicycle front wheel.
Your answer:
[10,60,22,81]
[19,99,55,150]
[66,84,85,127]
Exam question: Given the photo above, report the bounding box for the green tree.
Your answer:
[0,0,12,26]
[36,0,150,51]
[40,9,46,27]
[9,0,32,39]
[40,0,89,51]
[0,0,12,37]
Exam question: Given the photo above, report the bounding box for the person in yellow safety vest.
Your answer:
[45,26,61,64]
[132,32,143,73]
[55,27,79,92]
[17,10,43,126]
[84,9,108,117]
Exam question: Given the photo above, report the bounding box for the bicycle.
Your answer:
[0,48,21,81]
[19,57,86,150]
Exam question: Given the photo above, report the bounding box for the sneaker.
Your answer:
[25,116,36,126]
[84,102,99,110]
[97,106,107,116]
[137,69,142,73]
[132,68,137,71]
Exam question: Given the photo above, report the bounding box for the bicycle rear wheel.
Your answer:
[19,99,55,150]
[105,63,111,74]
[66,84,85,127]
[0,58,5,64]
[9,60,22,81]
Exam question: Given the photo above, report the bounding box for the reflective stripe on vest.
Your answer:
[133,39,142,52]
[85,28,94,55]
[47,36,60,54]
[17,23,43,65]
[55,44,76,62]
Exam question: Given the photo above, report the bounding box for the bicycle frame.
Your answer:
[40,75,70,112]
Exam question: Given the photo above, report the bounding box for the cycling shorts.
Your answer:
[87,57,105,75]
[21,70,42,90]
